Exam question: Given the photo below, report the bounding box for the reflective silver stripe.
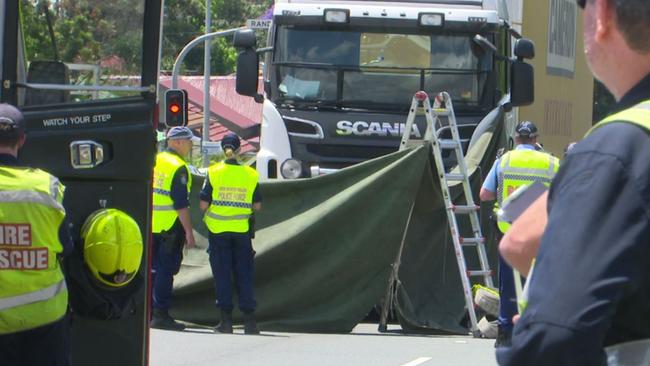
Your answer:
[205,211,251,221]
[0,280,67,312]
[0,190,64,211]
[502,174,553,184]
[548,156,557,175]
[49,176,62,203]
[212,200,253,209]
[153,205,175,211]
[153,188,171,196]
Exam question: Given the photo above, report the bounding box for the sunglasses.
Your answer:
[577,0,586,9]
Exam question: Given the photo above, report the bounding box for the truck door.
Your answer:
[1,0,162,365]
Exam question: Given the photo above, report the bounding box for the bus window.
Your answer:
[18,0,146,106]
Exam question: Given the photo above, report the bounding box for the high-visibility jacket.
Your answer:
[587,99,650,136]
[0,166,68,334]
[152,151,191,234]
[497,149,559,233]
[204,162,258,234]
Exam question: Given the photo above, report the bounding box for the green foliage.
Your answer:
[162,0,273,75]
[20,0,273,77]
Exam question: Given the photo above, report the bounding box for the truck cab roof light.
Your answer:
[419,13,444,27]
[324,9,349,24]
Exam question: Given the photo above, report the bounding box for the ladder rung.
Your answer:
[445,173,466,181]
[458,237,485,245]
[468,270,492,277]
[438,140,459,149]
[402,139,428,147]
[433,108,451,116]
[449,204,479,214]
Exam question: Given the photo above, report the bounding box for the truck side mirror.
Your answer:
[514,38,535,60]
[510,38,535,106]
[233,29,256,49]
[234,29,261,101]
[235,48,259,98]
[510,61,534,106]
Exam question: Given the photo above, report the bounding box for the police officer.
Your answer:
[151,126,197,331]
[0,104,73,365]
[479,121,559,347]
[199,133,261,334]
[498,0,650,364]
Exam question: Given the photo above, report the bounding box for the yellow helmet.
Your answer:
[81,209,144,288]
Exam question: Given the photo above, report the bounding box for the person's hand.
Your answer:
[512,314,520,325]
[185,231,196,249]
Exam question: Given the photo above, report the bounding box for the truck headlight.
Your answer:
[281,159,303,179]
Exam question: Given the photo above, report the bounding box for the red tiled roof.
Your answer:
[159,76,263,153]
[186,102,257,154]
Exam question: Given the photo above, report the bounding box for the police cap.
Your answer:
[0,104,25,133]
[515,121,538,138]
[221,133,241,151]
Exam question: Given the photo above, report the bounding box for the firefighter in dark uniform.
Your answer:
[0,104,73,365]
[151,126,197,330]
[498,0,650,364]
[199,133,262,334]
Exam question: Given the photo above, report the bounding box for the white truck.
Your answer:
[234,0,535,179]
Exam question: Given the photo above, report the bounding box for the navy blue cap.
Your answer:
[0,104,25,132]
[166,126,199,141]
[221,133,241,151]
[515,121,538,137]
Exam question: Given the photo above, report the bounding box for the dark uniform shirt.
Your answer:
[0,153,74,256]
[497,74,650,365]
[166,149,191,211]
[199,159,262,204]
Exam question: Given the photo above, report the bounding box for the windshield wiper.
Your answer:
[337,100,411,112]
[277,99,343,111]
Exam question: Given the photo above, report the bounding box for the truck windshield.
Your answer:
[273,27,492,110]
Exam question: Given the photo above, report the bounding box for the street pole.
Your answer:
[203,0,212,168]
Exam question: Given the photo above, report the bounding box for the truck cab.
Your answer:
[236,0,534,179]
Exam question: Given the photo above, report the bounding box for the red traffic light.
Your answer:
[164,89,188,126]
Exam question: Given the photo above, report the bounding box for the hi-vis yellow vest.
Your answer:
[587,99,650,136]
[497,149,559,233]
[204,162,258,234]
[152,151,191,233]
[0,166,68,334]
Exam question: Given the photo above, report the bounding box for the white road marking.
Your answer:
[400,357,432,366]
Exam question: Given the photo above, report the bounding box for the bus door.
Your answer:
[1,0,163,365]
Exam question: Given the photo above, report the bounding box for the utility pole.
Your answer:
[202,0,212,167]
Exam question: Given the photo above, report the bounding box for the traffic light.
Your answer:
[164,89,188,126]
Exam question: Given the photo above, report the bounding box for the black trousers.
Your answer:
[0,313,71,366]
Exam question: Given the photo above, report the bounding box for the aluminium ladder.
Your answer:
[400,91,494,337]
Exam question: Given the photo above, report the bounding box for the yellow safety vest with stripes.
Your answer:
[0,166,68,334]
[204,162,258,234]
[497,149,559,233]
[587,99,650,136]
[518,99,650,314]
[152,151,191,234]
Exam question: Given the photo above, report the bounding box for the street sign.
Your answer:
[246,19,272,29]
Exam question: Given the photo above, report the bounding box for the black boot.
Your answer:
[244,313,259,335]
[151,308,185,331]
[214,310,233,334]
[494,326,512,348]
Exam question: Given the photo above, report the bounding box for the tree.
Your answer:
[20,0,274,77]
[161,0,272,75]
